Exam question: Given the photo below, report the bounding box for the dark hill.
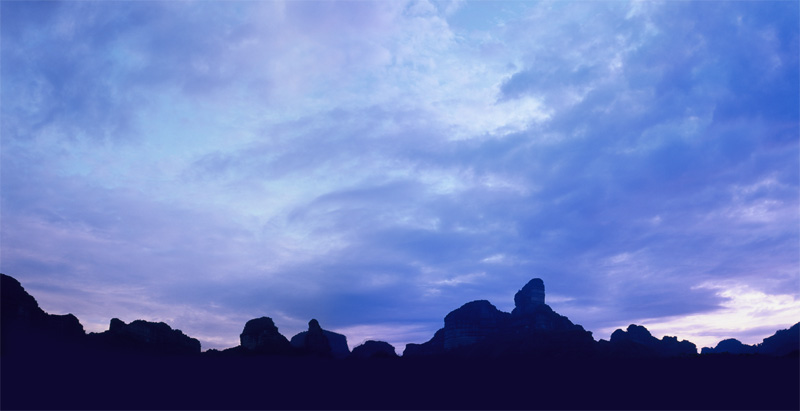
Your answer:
[350,340,398,359]
[1,273,85,354]
[599,324,696,357]
[88,318,201,354]
[759,322,800,356]
[702,322,800,356]
[405,278,599,358]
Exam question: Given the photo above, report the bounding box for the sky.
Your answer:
[1,0,798,353]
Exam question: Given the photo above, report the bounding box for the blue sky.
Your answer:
[2,0,798,351]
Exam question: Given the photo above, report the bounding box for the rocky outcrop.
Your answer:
[304,319,331,356]
[601,324,696,357]
[405,278,595,358]
[510,301,583,333]
[1,273,45,324]
[444,300,510,349]
[1,273,205,356]
[512,278,545,316]
[92,318,201,354]
[290,319,350,358]
[403,328,444,357]
[701,338,758,355]
[45,313,85,338]
[703,323,800,356]
[239,316,292,354]
[1,273,85,353]
[758,322,799,356]
[350,340,397,359]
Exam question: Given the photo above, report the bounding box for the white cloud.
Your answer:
[481,254,506,264]
[430,271,486,286]
[333,323,436,352]
[602,281,800,349]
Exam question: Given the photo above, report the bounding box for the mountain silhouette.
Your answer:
[702,322,800,356]
[701,337,759,355]
[406,278,600,358]
[759,322,800,356]
[88,318,201,354]
[290,318,350,358]
[1,273,85,354]
[350,340,398,359]
[598,324,697,357]
[229,316,294,355]
[2,272,798,410]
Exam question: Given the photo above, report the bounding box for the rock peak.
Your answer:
[290,320,351,359]
[303,318,331,356]
[309,318,321,331]
[239,316,291,353]
[514,278,545,313]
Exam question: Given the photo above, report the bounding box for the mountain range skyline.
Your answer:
[5,270,798,410]
[3,272,796,356]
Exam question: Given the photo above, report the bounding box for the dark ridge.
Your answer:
[350,340,398,359]
[598,324,697,358]
[701,337,759,355]
[2,273,798,410]
[88,318,201,355]
[759,322,800,356]
[404,281,598,359]
[1,273,85,355]
[701,322,800,356]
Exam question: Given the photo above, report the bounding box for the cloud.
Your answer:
[333,323,437,352]
[601,281,800,349]
[1,0,797,352]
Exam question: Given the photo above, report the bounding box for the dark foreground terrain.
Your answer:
[3,342,798,410]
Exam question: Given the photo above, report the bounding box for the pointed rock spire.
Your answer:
[513,278,545,315]
[304,318,332,357]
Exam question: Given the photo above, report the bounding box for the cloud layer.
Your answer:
[2,0,797,350]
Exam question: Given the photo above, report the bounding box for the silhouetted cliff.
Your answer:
[350,340,398,359]
[599,324,697,357]
[759,322,800,356]
[702,322,800,356]
[512,277,546,315]
[235,316,293,355]
[444,300,511,349]
[403,328,445,357]
[89,318,201,354]
[701,338,758,355]
[1,273,85,353]
[404,278,596,358]
[290,319,350,358]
